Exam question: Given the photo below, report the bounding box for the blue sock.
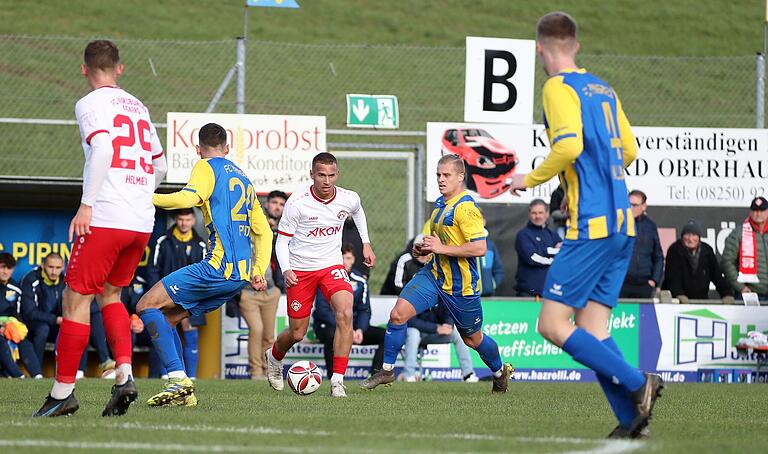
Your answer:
[383,322,407,365]
[474,334,503,373]
[562,328,645,393]
[183,330,199,378]
[139,308,185,374]
[172,328,186,371]
[597,337,636,428]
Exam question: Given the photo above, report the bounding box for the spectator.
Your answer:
[238,248,280,380]
[620,190,664,298]
[401,300,478,382]
[0,252,42,377]
[313,243,385,379]
[21,253,65,367]
[549,186,568,240]
[722,196,768,299]
[477,214,504,297]
[662,220,734,303]
[149,208,207,379]
[265,190,288,292]
[515,199,561,297]
[380,235,429,296]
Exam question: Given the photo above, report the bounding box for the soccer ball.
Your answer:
[287,360,323,396]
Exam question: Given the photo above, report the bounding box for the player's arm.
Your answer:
[350,194,376,267]
[152,159,214,209]
[524,77,584,188]
[616,95,637,166]
[248,195,273,282]
[421,203,487,258]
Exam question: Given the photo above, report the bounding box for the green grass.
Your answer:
[1,378,767,453]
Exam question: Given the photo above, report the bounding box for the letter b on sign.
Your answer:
[465,37,535,124]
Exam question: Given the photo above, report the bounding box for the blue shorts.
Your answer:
[399,269,483,336]
[542,234,635,309]
[162,262,246,317]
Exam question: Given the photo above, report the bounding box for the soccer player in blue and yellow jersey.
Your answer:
[136,123,272,407]
[510,12,663,438]
[361,154,514,392]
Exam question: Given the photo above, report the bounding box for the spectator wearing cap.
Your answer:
[722,196,768,298]
[620,190,664,298]
[662,220,734,303]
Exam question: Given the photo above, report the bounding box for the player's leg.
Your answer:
[326,290,353,396]
[266,269,317,391]
[180,317,200,380]
[456,321,512,393]
[88,301,116,374]
[314,321,336,380]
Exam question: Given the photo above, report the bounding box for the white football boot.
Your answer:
[265,349,284,391]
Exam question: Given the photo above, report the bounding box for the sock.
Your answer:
[54,319,90,385]
[172,328,186,371]
[562,328,646,393]
[271,344,285,362]
[168,370,186,379]
[183,330,199,379]
[116,364,133,385]
[139,308,185,374]
[101,303,133,367]
[382,322,407,365]
[51,381,76,400]
[474,334,503,374]
[332,356,349,376]
[598,337,636,428]
[331,372,344,384]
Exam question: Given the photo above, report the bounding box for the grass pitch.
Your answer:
[1,378,766,453]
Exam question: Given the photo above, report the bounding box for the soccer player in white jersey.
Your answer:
[265,152,376,397]
[35,40,167,417]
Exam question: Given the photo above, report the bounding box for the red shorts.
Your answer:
[286,264,354,319]
[65,226,150,295]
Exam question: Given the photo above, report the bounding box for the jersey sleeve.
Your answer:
[525,76,584,187]
[615,95,637,166]
[152,159,214,209]
[248,195,273,277]
[75,97,111,145]
[276,198,300,237]
[455,202,486,242]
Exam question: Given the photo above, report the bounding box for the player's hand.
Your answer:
[509,174,528,197]
[56,316,63,325]
[362,243,376,268]
[251,275,267,291]
[69,203,93,242]
[353,329,364,344]
[436,324,453,335]
[648,280,656,288]
[283,269,299,288]
[129,314,144,334]
[420,234,443,254]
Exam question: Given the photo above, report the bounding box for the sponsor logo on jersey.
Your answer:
[336,210,349,220]
[290,300,302,312]
[307,226,341,237]
[308,217,318,221]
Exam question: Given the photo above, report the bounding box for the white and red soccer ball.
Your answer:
[287,360,323,395]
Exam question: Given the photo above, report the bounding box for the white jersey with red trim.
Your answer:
[277,185,363,271]
[75,86,163,233]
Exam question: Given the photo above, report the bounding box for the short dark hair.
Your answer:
[198,123,228,149]
[84,40,120,71]
[175,208,195,217]
[267,190,288,202]
[44,252,64,264]
[312,152,337,169]
[529,198,548,211]
[629,190,647,203]
[341,243,355,255]
[0,252,16,269]
[537,12,577,44]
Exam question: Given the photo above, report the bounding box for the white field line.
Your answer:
[7,420,645,453]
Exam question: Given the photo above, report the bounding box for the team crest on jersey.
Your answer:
[5,290,18,302]
[290,300,302,312]
[337,210,349,220]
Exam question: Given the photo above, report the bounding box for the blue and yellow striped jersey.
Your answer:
[425,191,486,297]
[176,157,271,281]
[525,68,638,241]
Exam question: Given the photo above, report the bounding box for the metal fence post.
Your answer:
[236,37,246,114]
[415,143,425,232]
[757,53,765,129]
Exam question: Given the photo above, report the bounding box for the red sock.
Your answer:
[332,356,349,376]
[101,302,132,366]
[272,344,286,361]
[55,319,90,383]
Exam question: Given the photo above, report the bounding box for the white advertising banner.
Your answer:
[166,112,326,193]
[652,304,768,373]
[426,123,768,207]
